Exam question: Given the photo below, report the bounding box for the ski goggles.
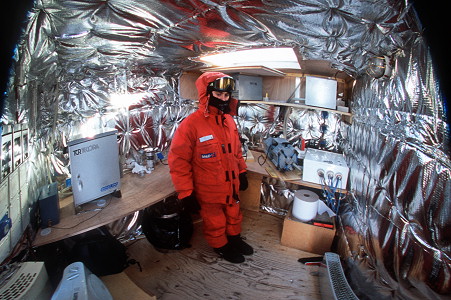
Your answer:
[207,76,236,92]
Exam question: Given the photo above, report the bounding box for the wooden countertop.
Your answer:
[33,150,344,247]
[33,164,175,247]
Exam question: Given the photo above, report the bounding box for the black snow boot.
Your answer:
[228,234,254,255]
[214,242,245,263]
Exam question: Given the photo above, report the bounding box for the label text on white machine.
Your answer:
[72,144,100,156]
[100,182,119,192]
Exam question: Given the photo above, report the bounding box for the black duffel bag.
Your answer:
[141,195,193,251]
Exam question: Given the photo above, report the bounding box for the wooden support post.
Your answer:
[239,172,263,211]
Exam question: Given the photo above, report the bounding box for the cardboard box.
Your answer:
[280,206,336,254]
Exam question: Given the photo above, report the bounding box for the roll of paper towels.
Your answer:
[292,190,319,222]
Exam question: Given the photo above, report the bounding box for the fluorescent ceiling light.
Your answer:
[110,92,147,108]
[200,48,301,69]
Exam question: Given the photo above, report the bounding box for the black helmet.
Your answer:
[207,76,236,93]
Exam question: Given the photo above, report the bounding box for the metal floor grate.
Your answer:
[320,252,359,300]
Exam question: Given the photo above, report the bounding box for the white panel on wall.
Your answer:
[19,160,28,188]
[0,181,8,214]
[9,169,20,200]
[0,233,11,263]
[10,209,22,247]
[20,190,30,232]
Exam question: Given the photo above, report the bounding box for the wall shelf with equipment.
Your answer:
[240,100,353,124]
[241,150,348,212]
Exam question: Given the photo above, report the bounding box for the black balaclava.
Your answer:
[208,91,231,114]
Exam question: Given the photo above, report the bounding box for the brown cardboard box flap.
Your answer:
[281,206,336,254]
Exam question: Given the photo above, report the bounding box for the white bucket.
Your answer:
[292,190,319,222]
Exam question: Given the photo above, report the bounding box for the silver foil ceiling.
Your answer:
[1,0,450,299]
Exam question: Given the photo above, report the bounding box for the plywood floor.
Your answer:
[124,210,322,300]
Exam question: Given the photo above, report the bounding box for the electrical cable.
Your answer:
[257,142,277,166]
[319,173,344,214]
[257,152,268,166]
[50,194,113,230]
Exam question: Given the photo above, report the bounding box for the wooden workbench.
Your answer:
[32,164,175,247]
[33,150,344,247]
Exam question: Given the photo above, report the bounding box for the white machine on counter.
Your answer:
[68,129,121,207]
[302,148,349,188]
[51,262,113,300]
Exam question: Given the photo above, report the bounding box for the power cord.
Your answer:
[258,142,276,166]
[318,172,345,214]
[50,195,113,230]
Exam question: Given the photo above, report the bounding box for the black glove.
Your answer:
[239,172,248,191]
[181,193,200,213]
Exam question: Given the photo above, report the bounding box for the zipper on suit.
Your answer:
[216,114,235,204]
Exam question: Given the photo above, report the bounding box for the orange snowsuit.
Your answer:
[168,72,247,248]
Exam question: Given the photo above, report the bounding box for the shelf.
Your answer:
[201,66,286,77]
[240,100,352,123]
[246,150,347,193]
[183,149,348,212]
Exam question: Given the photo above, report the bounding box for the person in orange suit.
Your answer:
[168,72,253,263]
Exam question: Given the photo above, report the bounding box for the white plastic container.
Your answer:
[302,148,349,188]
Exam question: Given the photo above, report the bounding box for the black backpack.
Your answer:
[67,226,136,276]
